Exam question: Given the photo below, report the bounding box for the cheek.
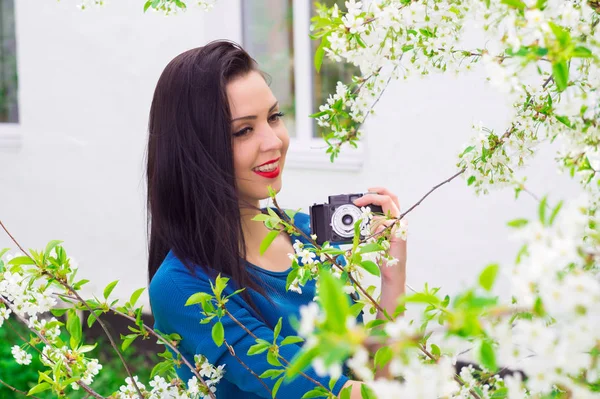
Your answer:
[232,141,251,176]
[280,129,290,155]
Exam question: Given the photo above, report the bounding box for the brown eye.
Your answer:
[233,127,251,137]
[269,112,285,122]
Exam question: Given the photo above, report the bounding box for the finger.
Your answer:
[370,217,395,235]
[368,187,400,210]
[353,194,400,218]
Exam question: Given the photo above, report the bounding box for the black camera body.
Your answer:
[309,193,383,245]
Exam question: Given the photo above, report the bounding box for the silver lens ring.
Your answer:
[331,204,362,238]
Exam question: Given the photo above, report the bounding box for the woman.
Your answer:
[146,39,407,398]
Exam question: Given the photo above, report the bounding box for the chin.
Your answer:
[258,179,282,200]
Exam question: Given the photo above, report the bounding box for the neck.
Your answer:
[239,200,269,257]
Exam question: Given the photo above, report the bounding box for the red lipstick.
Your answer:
[253,158,281,179]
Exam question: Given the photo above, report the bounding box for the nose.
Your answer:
[259,123,283,153]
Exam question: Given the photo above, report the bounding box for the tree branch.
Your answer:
[0,297,105,399]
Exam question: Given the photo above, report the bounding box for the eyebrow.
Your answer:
[231,101,279,123]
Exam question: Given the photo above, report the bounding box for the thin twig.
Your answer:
[223,338,273,397]
[0,297,105,399]
[0,377,43,399]
[55,292,214,398]
[224,309,330,392]
[49,277,145,399]
[0,220,29,256]
[0,220,143,399]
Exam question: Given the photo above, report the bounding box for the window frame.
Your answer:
[0,0,21,151]
[244,0,366,172]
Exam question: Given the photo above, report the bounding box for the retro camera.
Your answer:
[309,193,383,245]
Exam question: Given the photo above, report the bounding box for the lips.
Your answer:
[253,167,280,179]
[253,158,281,179]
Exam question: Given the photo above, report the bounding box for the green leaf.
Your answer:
[365,319,385,329]
[260,230,279,255]
[358,243,383,254]
[212,321,224,347]
[507,218,528,228]
[274,317,282,341]
[318,270,349,332]
[460,145,475,157]
[285,346,319,381]
[248,342,270,355]
[272,376,284,398]
[285,267,299,291]
[340,384,353,399]
[552,60,569,92]
[479,340,498,371]
[548,201,563,225]
[491,387,509,399]
[572,46,592,58]
[353,219,361,248]
[302,388,329,398]
[281,336,304,346]
[79,343,97,353]
[374,346,393,370]
[360,383,377,399]
[50,308,69,317]
[539,196,548,225]
[360,260,380,277]
[467,176,476,186]
[500,0,526,10]
[73,278,90,290]
[431,344,441,357]
[87,309,103,328]
[225,288,246,299]
[260,369,284,379]
[185,292,212,307]
[252,213,271,222]
[43,240,63,259]
[66,309,82,349]
[150,359,174,378]
[121,334,137,352]
[143,0,153,12]
[403,292,441,306]
[27,382,52,395]
[267,350,283,366]
[314,40,326,73]
[129,287,145,307]
[548,22,571,47]
[555,115,573,128]
[8,255,35,266]
[479,263,499,291]
[213,275,230,299]
[37,371,54,384]
[103,280,119,300]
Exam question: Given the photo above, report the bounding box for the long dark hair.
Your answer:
[146,40,273,321]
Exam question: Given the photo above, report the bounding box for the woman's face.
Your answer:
[227,70,290,206]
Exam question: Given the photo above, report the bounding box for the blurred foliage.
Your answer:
[0,313,155,398]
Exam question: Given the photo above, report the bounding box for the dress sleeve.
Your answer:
[149,271,349,398]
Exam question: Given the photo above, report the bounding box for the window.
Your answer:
[242,0,364,171]
[0,0,18,124]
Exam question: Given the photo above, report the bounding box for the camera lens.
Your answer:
[331,204,363,238]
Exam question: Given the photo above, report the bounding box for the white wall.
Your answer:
[0,0,242,309]
[0,1,581,314]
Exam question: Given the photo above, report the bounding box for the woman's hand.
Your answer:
[352,187,407,284]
